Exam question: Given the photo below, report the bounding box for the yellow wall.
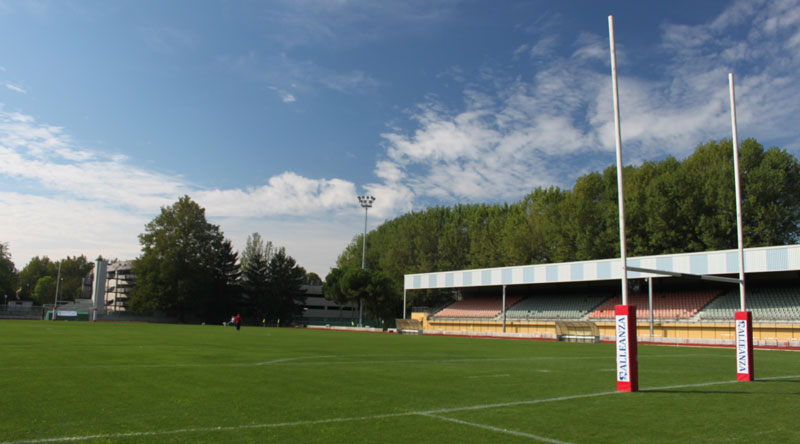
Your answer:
[414,315,800,343]
[596,321,800,342]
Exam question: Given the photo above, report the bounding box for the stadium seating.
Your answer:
[505,294,610,320]
[697,287,800,321]
[587,290,722,320]
[428,287,800,322]
[433,296,523,318]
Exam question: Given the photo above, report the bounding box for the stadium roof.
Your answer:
[404,244,800,291]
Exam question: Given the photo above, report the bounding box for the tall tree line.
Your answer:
[238,233,307,325]
[2,196,311,323]
[0,243,17,303]
[332,139,800,308]
[128,196,307,323]
[1,251,93,306]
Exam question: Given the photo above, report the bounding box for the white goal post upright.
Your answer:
[608,15,638,393]
[729,73,754,381]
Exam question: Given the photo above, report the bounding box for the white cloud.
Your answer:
[4,83,26,94]
[571,33,606,62]
[4,0,800,277]
[0,106,387,275]
[196,172,357,218]
[230,53,378,100]
[0,192,146,264]
[0,109,184,211]
[378,0,800,205]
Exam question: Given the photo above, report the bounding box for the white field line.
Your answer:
[467,374,511,379]
[420,413,574,444]
[3,374,797,444]
[0,352,729,372]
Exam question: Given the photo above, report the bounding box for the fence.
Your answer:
[0,305,45,320]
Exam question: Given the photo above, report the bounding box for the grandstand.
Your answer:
[698,286,800,321]
[588,290,722,320]
[404,245,800,345]
[505,293,609,320]
[433,295,523,318]
[422,285,800,324]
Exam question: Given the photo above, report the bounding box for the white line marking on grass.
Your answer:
[251,355,337,366]
[641,374,800,392]
[421,413,574,444]
[419,391,619,415]
[3,375,798,444]
[0,354,622,371]
[467,374,510,379]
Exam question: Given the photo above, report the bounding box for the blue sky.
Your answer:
[2,0,800,276]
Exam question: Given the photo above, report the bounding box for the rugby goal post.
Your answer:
[608,16,752,391]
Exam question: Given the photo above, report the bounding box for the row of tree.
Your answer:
[0,247,94,306]
[128,196,315,324]
[3,138,799,325]
[328,138,800,311]
[1,196,317,324]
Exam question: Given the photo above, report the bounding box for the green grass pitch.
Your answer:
[1,321,798,444]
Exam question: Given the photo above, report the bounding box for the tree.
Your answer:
[324,266,398,329]
[266,248,307,324]
[129,196,237,322]
[240,233,272,320]
[240,232,273,274]
[208,239,241,322]
[303,272,323,286]
[18,256,57,301]
[0,242,17,303]
[328,138,800,292]
[32,276,56,306]
[57,256,93,301]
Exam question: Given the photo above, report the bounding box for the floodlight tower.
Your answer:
[53,261,62,321]
[358,195,376,269]
[357,195,376,327]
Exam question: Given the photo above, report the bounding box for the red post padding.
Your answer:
[615,305,638,392]
[735,311,754,381]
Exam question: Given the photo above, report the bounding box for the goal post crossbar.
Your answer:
[625,266,743,285]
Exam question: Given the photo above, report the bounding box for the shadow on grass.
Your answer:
[642,389,753,395]
[755,379,800,384]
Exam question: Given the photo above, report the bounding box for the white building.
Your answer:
[104,260,135,312]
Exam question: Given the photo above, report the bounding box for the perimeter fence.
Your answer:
[0,305,45,320]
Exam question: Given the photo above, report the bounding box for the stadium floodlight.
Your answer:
[357,195,376,328]
[53,262,62,321]
[358,195,375,270]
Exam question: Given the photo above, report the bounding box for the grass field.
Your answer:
[1,321,798,444]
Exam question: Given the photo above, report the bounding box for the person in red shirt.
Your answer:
[235,314,241,331]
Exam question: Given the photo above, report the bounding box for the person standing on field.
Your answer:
[235,313,241,331]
